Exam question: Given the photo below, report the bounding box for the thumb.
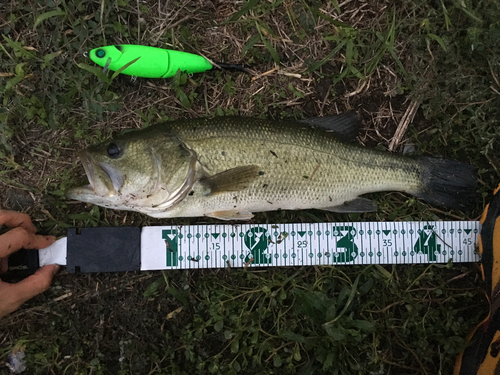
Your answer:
[0,264,59,318]
[10,264,60,305]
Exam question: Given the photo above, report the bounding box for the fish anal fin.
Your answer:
[201,165,260,195]
[206,210,254,221]
[322,197,377,213]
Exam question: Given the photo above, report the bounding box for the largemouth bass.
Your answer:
[66,113,476,220]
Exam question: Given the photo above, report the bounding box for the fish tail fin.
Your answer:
[414,157,477,210]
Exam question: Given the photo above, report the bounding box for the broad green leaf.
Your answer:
[280,330,305,343]
[456,3,483,23]
[172,69,188,87]
[250,331,259,344]
[428,33,447,51]
[34,9,67,29]
[359,278,374,295]
[110,56,140,80]
[68,213,97,221]
[288,83,304,98]
[14,63,26,77]
[273,354,282,367]
[233,360,241,372]
[324,35,342,42]
[167,287,188,306]
[77,62,111,84]
[241,34,260,55]
[337,285,351,305]
[375,264,393,280]
[364,33,388,75]
[438,0,452,30]
[2,35,37,60]
[5,75,24,91]
[323,352,335,369]
[42,50,62,69]
[176,89,191,108]
[261,36,280,64]
[256,22,280,64]
[345,40,354,66]
[214,319,223,332]
[315,10,350,28]
[349,65,364,80]
[226,0,258,23]
[293,345,301,361]
[256,21,277,37]
[306,40,346,73]
[325,299,338,322]
[388,48,407,76]
[330,0,341,13]
[180,72,187,85]
[230,338,239,353]
[324,322,346,341]
[323,274,360,327]
[348,319,375,331]
[143,277,165,298]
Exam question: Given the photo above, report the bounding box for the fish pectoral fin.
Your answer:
[322,197,378,213]
[200,165,260,195]
[298,112,362,142]
[206,210,254,221]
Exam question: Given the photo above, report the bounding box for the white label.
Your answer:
[39,237,68,266]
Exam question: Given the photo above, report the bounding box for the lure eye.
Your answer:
[96,49,106,58]
[106,143,122,158]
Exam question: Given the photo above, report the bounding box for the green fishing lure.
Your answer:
[89,45,246,78]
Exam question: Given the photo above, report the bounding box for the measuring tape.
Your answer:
[140,221,480,270]
[38,221,481,272]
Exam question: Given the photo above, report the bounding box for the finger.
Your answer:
[0,257,8,273]
[0,210,36,233]
[8,264,59,304]
[0,228,56,258]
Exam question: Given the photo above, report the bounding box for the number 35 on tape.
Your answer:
[139,221,480,271]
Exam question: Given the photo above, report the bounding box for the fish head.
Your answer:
[89,45,124,69]
[67,129,197,213]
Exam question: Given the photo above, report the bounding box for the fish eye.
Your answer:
[96,49,106,58]
[106,143,122,158]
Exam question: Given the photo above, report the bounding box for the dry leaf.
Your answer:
[166,306,183,320]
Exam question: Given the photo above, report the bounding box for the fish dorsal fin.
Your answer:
[298,112,362,142]
[206,210,254,221]
[322,197,377,213]
[200,165,261,195]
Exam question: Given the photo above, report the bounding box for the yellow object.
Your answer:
[454,184,500,374]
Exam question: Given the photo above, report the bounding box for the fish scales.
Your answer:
[154,117,422,218]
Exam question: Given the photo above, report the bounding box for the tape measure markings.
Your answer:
[140,221,480,271]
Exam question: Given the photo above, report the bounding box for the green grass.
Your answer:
[1,0,499,374]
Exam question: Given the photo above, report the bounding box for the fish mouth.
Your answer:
[78,151,96,191]
[66,151,123,200]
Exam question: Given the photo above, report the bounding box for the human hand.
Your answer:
[0,210,58,318]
